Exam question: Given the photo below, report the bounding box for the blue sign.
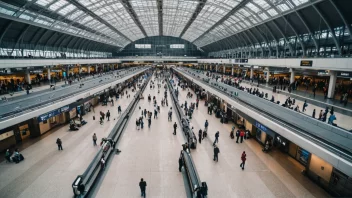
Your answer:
[255,121,268,132]
[38,109,61,122]
[60,105,70,112]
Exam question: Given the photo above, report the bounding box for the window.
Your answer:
[170,44,185,49]
[135,44,151,49]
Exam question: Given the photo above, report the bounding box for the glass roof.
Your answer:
[0,0,311,49]
[163,0,198,37]
[194,0,310,47]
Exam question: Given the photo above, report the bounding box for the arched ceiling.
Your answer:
[0,0,316,50]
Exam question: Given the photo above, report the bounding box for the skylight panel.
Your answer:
[277,3,290,12]
[49,0,68,11]
[58,4,76,15]
[267,8,278,16]
[36,0,54,7]
[246,3,260,13]
[292,0,309,6]
[253,0,270,9]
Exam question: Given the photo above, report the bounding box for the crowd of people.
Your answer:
[193,70,344,128]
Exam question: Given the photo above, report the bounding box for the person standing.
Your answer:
[198,129,202,144]
[93,133,97,146]
[136,118,140,130]
[319,110,323,120]
[106,110,110,121]
[240,130,245,143]
[240,151,246,170]
[235,130,240,143]
[213,131,219,146]
[56,138,63,150]
[204,120,208,132]
[173,122,177,135]
[178,157,183,172]
[312,109,316,118]
[139,178,147,198]
[213,145,220,162]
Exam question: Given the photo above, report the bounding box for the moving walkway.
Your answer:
[174,67,352,177]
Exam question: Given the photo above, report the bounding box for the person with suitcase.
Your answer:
[56,138,63,151]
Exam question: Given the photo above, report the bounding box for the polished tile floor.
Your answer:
[94,79,187,198]
[0,76,332,198]
[175,77,330,198]
[0,87,136,198]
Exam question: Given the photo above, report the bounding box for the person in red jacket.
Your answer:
[240,151,246,170]
[240,130,245,143]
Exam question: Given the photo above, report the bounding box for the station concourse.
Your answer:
[1,0,352,197]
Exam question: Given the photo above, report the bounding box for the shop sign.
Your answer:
[300,60,313,67]
[38,109,61,122]
[60,105,70,112]
[337,71,352,78]
[0,130,14,141]
[255,121,268,132]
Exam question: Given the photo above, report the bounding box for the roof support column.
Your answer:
[327,71,337,99]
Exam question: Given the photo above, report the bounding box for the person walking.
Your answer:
[136,118,140,130]
[198,129,202,144]
[213,131,219,146]
[312,109,316,118]
[118,105,122,114]
[302,100,308,112]
[235,130,240,143]
[140,118,144,129]
[240,151,246,170]
[319,110,323,120]
[106,110,110,121]
[173,122,177,135]
[139,178,147,198]
[213,145,220,162]
[204,120,208,132]
[240,130,245,143]
[56,138,63,150]
[93,133,97,146]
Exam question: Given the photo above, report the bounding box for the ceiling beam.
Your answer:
[328,0,352,39]
[120,0,148,37]
[66,0,132,42]
[179,0,207,38]
[312,4,341,55]
[264,0,305,56]
[192,0,251,44]
[271,20,294,57]
[295,10,319,51]
[157,0,163,36]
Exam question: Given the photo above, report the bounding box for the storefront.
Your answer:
[288,142,310,166]
[254,121,276,145]
[37,108,68,134]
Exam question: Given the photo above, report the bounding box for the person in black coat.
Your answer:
[56,138,63,150]
[235,130,240,143]
[178,157,183,172]
[213,131,219,146]
[198,129,202,144]
[106,110,110,121]
[139,178,147,198]
[213,145,220,162]
[173,122,177,135]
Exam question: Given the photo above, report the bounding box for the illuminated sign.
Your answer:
[337,72,352,78]
[300,60,313,67]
